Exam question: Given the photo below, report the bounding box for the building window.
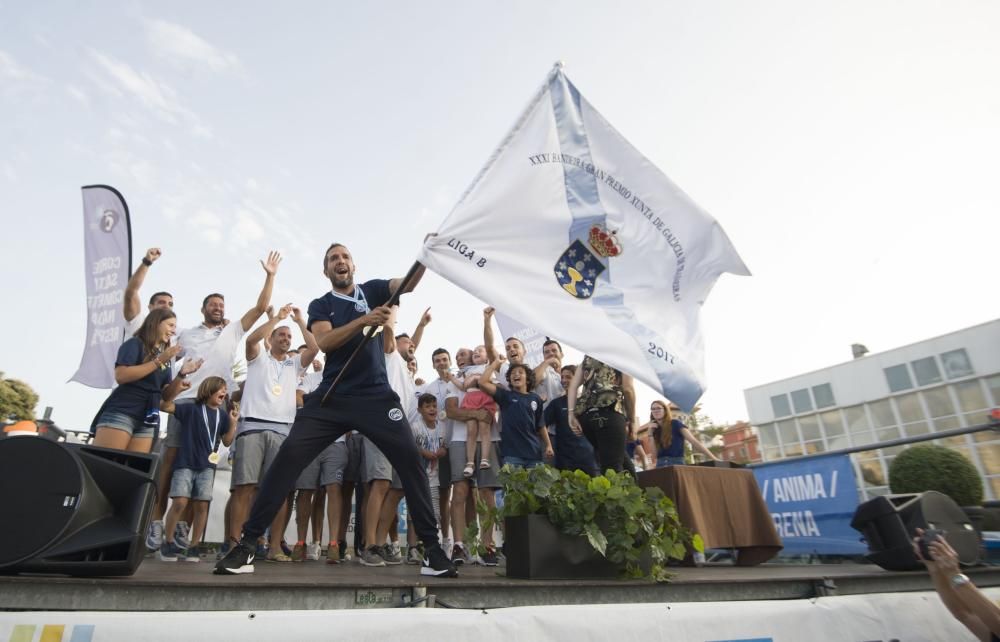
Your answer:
[790,388,813,414]
[812,383,835,408]
[941,349,974,379]
[885,364,914,392]
[911,357,943,387]
[771,394,791,418]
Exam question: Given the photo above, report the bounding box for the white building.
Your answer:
[744,319,1000,500]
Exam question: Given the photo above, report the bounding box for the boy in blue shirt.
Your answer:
[478,358,553,468]
[160,376,237,562]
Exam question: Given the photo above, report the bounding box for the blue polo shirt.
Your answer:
[492,387,544,461]
[307,279,392,397]
[656,419,687,459]
[172,402,230,471]
[544,395,598,475]
[92,337,173,427]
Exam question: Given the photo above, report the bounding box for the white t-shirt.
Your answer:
[385,350,418,425]
[176,322,247,400]
[298,370,323,395]
[535,365,564,408]
[240,349,307,423]
[412,417,445,476]
[124,309,145,339]
[416,376,461,444]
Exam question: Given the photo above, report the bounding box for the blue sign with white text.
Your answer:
[752,454,866,555]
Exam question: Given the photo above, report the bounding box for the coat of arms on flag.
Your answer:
[553,224,621,299]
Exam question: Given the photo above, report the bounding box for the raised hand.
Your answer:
[229,405,240,424]
[265,305,275,320]
[277,304,292,320]
[290,306,305,323]
[145,248,162,263]
[162,344,183,361]
[420,307,432,325]
[261,251,282,276]
[484,306,495,318]
[179,357,204,376]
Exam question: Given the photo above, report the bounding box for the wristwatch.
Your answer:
[951,573,971,587]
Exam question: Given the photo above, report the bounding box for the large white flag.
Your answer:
[418,65,749,411]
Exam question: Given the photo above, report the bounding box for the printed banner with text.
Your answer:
[69,185,132,389]
[418,65,749,411]
[752,454,866,555]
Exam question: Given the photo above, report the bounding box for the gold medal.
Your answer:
[438,410,447,420]
[208,452,220,465]
[272,384,283,396]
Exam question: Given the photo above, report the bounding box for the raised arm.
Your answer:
[483,306,499,362]
[533,357,558,391]
[239,251,281,332]
[410,307,431,352]
[246,304,290,362]
[222,405,239,447]
[311,305,392,353]
[291,306,320,367]
[123,247,161,322]
[388,263,426,297]
[478,358,501,397]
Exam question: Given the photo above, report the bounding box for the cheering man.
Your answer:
[216,243,457,577]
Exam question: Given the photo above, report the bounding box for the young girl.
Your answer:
[457,345,498,477]
[159,376,238,562]
[641,400,720,467]
[90,308,201,453]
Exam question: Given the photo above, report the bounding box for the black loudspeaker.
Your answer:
[850,491,980,571]
[0,437,158,576]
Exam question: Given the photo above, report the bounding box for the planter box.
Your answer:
[504,514,648,580]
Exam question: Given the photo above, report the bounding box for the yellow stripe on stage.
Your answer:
[8,626,35,642]
[40,625,65,642]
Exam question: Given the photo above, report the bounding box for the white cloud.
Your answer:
[86,48,208,134]
[232,209,265,249]
[0,50,43,82]
[66,84,89,106]
[144,19,240,73]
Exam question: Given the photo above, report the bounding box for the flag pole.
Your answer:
[320,260,424,406]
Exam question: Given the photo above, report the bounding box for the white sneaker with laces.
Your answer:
[306,542,321,561]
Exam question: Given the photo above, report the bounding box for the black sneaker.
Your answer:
[422,544,458,577]
[213,541,256,575]
[480,547,499,567]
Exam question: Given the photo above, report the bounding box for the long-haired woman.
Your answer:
[90,308,202,453]
[641,400,719,467]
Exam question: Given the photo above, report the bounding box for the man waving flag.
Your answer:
[418,64,749,412]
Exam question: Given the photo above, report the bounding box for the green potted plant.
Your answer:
[469,465,702,581]
[888,444,985,533]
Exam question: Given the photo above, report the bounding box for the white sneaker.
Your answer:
[306,542,321,561]
[145,520,164,551]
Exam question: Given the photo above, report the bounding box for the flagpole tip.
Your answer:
[554,60,565,69]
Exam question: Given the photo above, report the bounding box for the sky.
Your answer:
[1,1,998,432]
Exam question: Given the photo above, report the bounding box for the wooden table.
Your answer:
[637,465,783,565]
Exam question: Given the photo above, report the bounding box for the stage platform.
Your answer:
[3,557,1000,612]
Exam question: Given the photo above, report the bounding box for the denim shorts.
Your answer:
[658,456,686,467]
[503,456,542,469]
[170,467,215,501]
[94,411,154,439]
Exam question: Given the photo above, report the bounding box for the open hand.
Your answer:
[261,251,282,276]
[179,357,204,376]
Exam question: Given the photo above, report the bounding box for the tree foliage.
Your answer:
[0,372,39,421]
[889,444,984,507]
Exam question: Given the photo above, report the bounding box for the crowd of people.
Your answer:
[88,243,718,577]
